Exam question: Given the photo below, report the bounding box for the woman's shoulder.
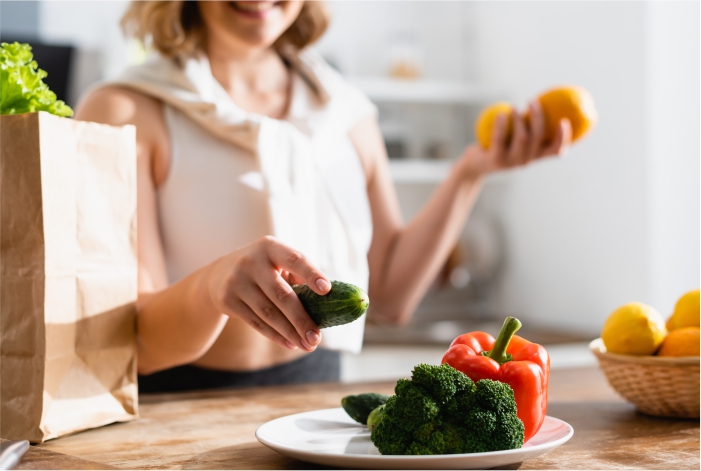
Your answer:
[75,85,170,184]
[75,85,165,130]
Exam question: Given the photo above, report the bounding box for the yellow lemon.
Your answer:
[601,302,667,355]
[666,289,700,331]
[657,327,700,357]
[475,102,514,149]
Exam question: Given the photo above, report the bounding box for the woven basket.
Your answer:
[590,338,700,418]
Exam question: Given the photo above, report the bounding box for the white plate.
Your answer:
[256,408,573,469]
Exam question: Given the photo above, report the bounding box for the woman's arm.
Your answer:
[76,88,329,374]
[354,102,572,325]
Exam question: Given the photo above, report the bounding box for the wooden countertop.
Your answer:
[9,366,700,470]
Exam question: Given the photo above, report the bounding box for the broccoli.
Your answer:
[370,363,525,455]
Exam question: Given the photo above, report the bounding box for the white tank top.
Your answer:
[104,50,376,353]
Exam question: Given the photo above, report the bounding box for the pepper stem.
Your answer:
[488,316,522,364]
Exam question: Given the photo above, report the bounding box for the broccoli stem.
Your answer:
[487,317,522,364]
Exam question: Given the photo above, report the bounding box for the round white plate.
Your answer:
[256,407,573,469]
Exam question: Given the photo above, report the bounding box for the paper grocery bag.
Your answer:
[0,111,138,443]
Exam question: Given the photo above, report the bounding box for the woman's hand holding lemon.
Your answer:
[457,99,572,180]
[458,85,599,180]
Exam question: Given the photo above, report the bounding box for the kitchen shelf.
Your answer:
[348,76,499,105]
[389,159,452,184]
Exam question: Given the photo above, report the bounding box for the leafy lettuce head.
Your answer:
[0,42,73,117]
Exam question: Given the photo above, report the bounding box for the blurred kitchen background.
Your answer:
[3,1,698,382]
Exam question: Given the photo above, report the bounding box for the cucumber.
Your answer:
[341,393,390,424]
[293,280,369,329]
[367,404,386,431]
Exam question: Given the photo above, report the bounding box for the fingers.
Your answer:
[482,105,572,174]
[264,237,331,295]
[541,118,572,157]
[253,269,321,352]
[239,285,316,351]
[489,113,509,159]
[257,236,328,350]
[228,297,298,351]
[286,272,306,287]
[506,110,528,166]
[526,100,545,160]
[210,237,327,352]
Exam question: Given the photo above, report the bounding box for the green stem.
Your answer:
[488,317,522,364]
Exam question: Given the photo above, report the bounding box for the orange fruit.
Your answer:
[666,289,700,331]
[656,327,700,357]
[475,102,514,149]
[533,86,598,144]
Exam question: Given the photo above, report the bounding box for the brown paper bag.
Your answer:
[1,111,138,443]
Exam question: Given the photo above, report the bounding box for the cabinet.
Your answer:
[349,76,500,183]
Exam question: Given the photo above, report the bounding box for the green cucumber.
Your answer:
[366,404,386,431]
[293,280,369,329]
[341,393,390,425]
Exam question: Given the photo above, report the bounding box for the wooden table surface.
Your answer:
[10,366,700,470]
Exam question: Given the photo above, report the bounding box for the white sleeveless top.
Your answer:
[105,50,376,353]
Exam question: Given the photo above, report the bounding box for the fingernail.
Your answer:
[306,329,321,345]
[285,340,297,350]
[316,278,330,292]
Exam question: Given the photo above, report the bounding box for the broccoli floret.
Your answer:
[370,363,524,455]
[411,363,473,404]
[473,378,519,415]
[389,380,440,433]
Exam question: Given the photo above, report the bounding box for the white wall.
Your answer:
[316,1,477,80]
[38,1,132,104]
[473,1,699,335]
[644,1,700,317]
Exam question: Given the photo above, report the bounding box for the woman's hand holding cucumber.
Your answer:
[205,236,330,352]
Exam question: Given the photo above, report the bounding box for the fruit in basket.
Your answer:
[666,289,700,331]
[475,102,514,149]
[601,302,667,355]
[656,327,700,357]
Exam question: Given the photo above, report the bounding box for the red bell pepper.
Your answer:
[441,317,550,443]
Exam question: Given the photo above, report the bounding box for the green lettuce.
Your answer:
[0,42,73,117]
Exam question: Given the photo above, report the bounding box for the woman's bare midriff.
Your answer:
[192,317,309,371]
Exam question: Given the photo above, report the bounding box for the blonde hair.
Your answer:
[121,1,330,59]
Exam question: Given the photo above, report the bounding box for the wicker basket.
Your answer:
[590,338,700,418]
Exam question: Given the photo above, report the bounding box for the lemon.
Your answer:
[601,302,667,355]
[475,102,514,149]
[666,289,700,330]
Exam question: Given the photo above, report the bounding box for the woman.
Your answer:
[76,1,570,392]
